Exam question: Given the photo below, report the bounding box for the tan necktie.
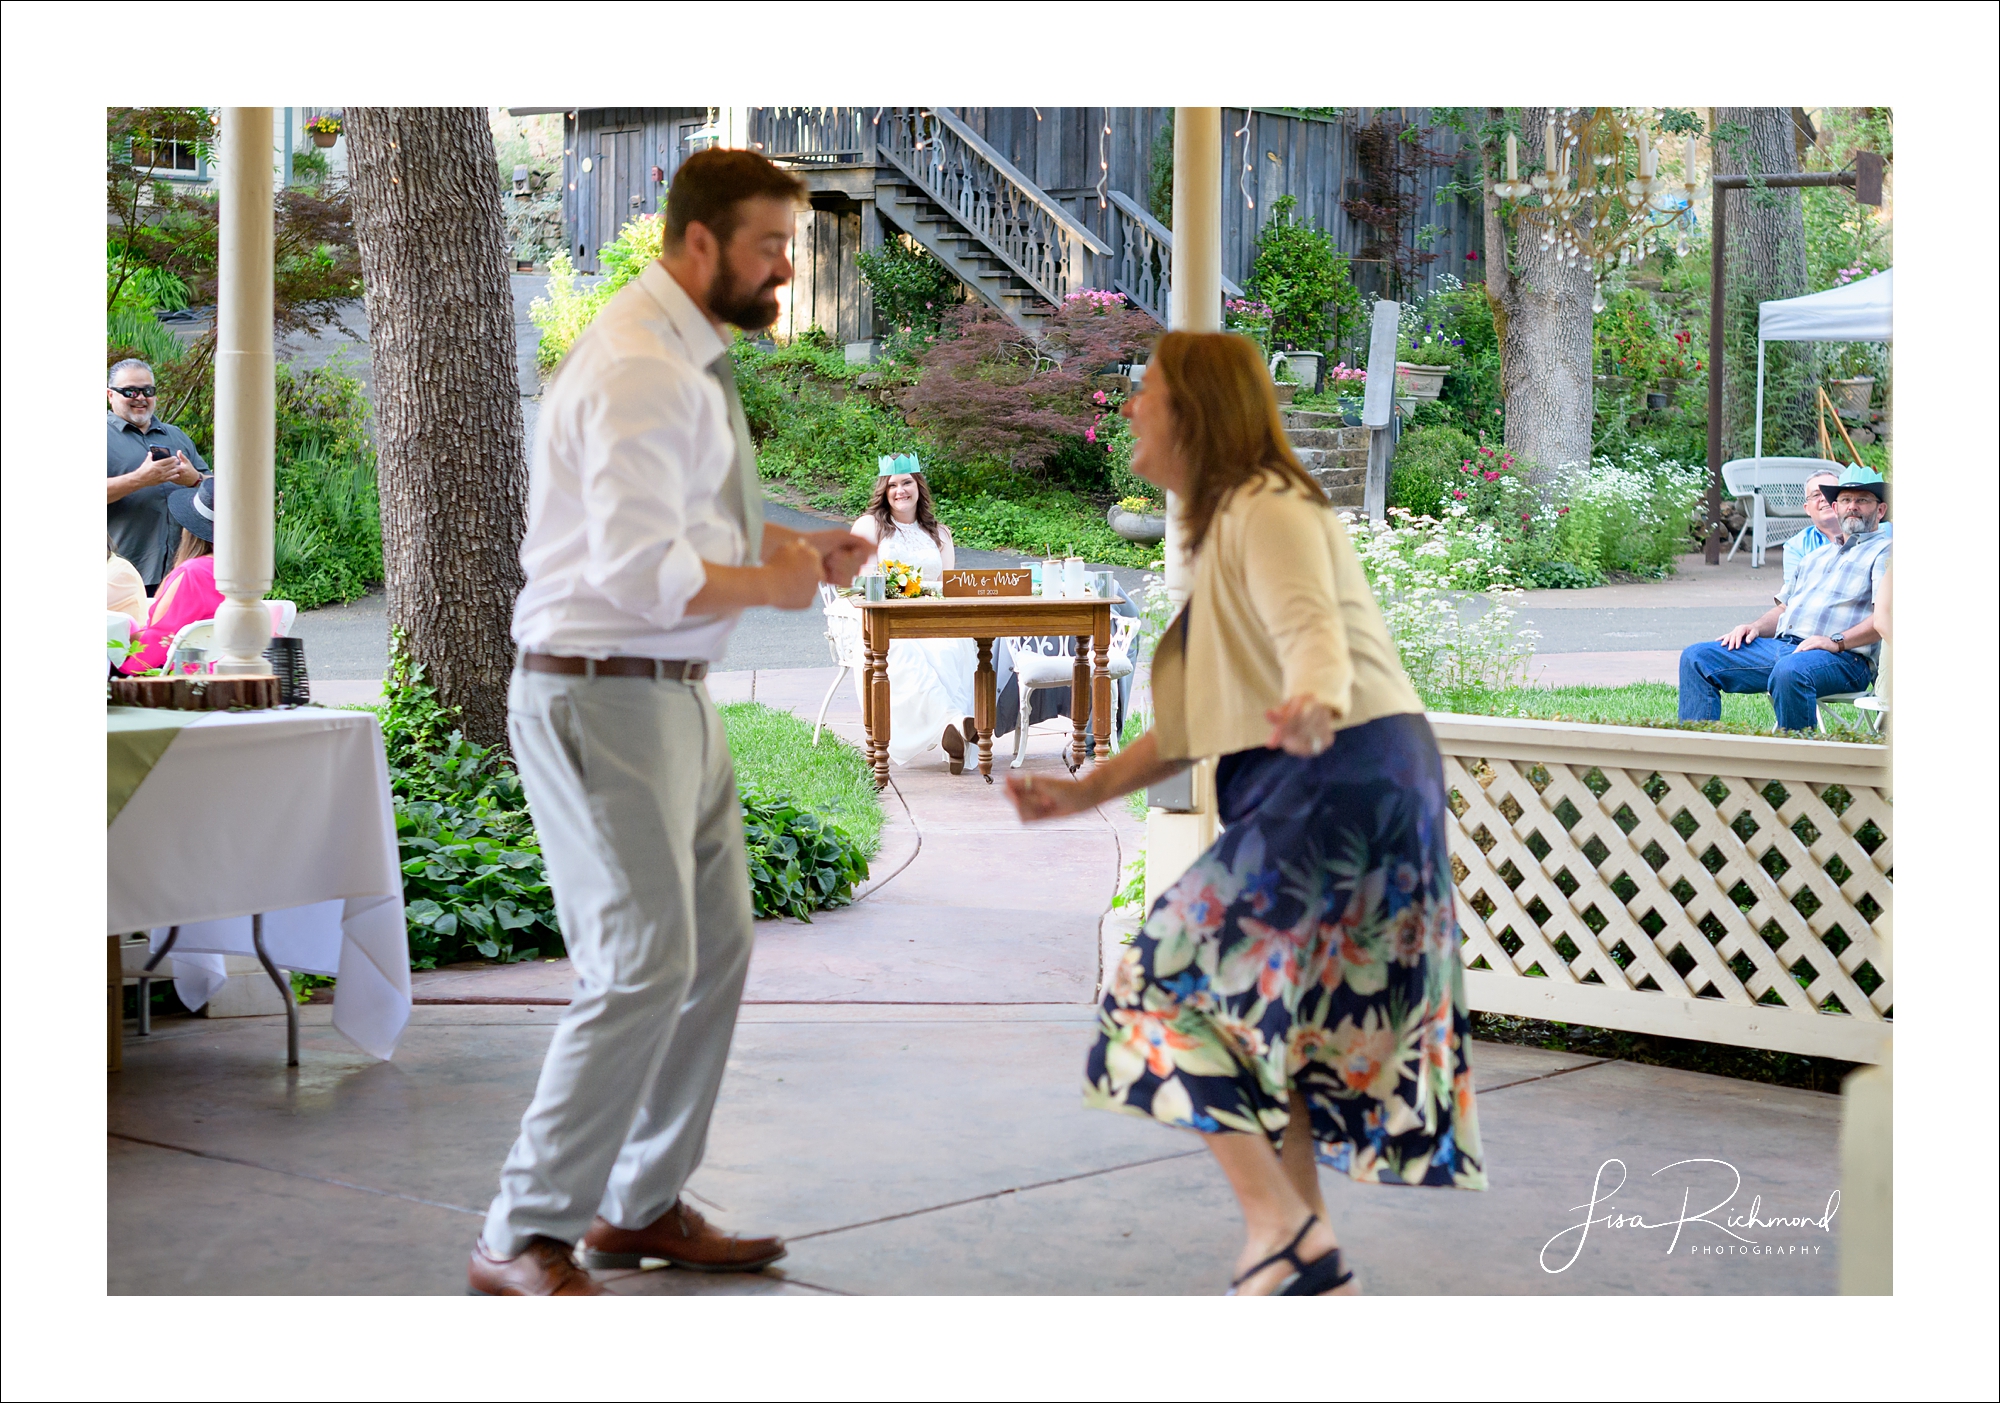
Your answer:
[707,352,765,565]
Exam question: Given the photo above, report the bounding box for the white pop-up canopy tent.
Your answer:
[1755,268,1892,451]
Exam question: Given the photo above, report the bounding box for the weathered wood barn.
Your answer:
[522,106,1484,350]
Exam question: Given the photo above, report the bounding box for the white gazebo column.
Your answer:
[1144,107,1223,907]
[211,106,277,677]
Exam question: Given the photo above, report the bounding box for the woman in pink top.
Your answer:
[122,476,223,674]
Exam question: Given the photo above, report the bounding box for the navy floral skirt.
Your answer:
[1087,712,1487,1190]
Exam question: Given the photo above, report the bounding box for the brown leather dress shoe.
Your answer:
[467,1235,603,1295]
[579,1199,787,1273]
[940,724,966,775]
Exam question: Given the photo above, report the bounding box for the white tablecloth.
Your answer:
[107,708,411,1059]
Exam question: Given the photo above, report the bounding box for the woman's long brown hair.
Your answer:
[865,471,944,546]
[1148,331,1324,555]
[171,528,214,570]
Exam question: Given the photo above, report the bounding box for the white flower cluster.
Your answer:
[1341,508,1540,703]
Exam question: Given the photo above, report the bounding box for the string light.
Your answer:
[1096,119,1110,210]
[1236,109,1254,209]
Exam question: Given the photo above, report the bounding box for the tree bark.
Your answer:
[1493,107,1596,483]
[1713,107,1812,459]
[345,108,527,749]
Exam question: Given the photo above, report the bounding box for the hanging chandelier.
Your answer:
[1492,108,1702,303]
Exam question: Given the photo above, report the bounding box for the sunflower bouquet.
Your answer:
[880,558,926,598]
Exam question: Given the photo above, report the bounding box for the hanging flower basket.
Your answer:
[1395,362,1449,400]
[305,114,342,148]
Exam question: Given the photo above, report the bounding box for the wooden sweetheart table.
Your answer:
[857,596,1116,787]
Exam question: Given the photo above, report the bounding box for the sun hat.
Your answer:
[166,475,217,542]
[1820,464,1886,503]
[877,453,922,477]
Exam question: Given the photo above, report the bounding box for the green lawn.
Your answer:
[720,702,884,856]
[1439,682,1881,742]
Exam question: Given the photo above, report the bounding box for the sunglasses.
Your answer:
[110,385,158,399]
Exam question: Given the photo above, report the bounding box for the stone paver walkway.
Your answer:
[108,660,1846,1294]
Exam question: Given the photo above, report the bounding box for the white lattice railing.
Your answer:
[1431,715,1891,1063]
[1104,190,1244,327]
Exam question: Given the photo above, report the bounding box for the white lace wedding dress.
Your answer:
[877,519,978,767]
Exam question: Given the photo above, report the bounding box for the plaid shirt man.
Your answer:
[1776,528,1892,670]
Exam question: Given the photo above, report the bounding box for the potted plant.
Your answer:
[1223,297,1275,357]
[305,112,342,148]
[1395,322,1460,400]
[1107,495,1167,544]
[1246,196,1357,391]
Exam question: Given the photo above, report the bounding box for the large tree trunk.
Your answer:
[345,108,527,749]
[1492,106,1596,483]
[1713,107,1813,460]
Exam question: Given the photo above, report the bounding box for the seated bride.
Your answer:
[850,454,980,774]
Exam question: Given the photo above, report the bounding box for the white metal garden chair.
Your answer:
[1721,458,1844,569]
[1008,614,1139,768]
[163,601,300,668]
[811,583,867,746]
[1817,687,1887,736]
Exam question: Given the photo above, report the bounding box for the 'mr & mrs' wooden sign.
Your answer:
[942,569,1032,598]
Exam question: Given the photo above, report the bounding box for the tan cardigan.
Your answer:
[1150,474,1422,762]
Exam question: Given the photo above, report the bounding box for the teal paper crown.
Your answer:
[877,453,923,477]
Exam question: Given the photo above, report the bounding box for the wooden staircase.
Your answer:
[751,107,1238,331]
[1283,409,1369,510]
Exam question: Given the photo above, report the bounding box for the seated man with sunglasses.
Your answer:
[108,357,209,593]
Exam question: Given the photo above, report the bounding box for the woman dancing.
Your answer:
[1007,333,1486,1295]
[851,455,978,773]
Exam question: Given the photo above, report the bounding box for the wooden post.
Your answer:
[1702,167,1869,565]
[1361,298,1401,524]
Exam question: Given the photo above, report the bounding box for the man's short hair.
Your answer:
[663,149,806,252]
[108,358,153,386]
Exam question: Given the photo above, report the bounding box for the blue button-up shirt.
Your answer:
[1777,527,1892,669]
[1782,520,1893,592]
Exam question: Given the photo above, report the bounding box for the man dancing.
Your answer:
[471,149,871,1295]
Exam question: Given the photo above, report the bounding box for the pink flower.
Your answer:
[1479,447,1494,456]
[1520,512,1532,521]
[1452,490,1467,499]
[1085,427,1097,443]
[1484,471,1500,482]
[1558,506,1571,515]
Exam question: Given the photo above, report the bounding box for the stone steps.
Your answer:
[1284,411,1369,511]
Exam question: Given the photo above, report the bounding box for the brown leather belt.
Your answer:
[522,653,709,681]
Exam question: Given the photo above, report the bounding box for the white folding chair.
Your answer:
[812,583,866,746]
[1817,688,1886,735]
[1721,457,1844,569]
[1008,615,1139,768]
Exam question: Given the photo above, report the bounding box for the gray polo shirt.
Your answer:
[107,412,211,586]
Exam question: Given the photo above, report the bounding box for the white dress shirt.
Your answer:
[512,262,751,661]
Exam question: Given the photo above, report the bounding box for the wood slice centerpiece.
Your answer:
[109,674,281,711]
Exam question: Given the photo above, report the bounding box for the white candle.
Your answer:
[1685,135,1697,181]
[1545,116,1558,169]
[1638,126,1652,176]
[1506,131,1518,181]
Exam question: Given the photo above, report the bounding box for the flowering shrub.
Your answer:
[1399,321,1464,366]
[1064,289,1130,314]
[1340,509,1538,706]
[1223,297,1275,351]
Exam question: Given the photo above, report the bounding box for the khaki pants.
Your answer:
[483,668,753,1257]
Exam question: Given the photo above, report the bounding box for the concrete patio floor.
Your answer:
[108,665,1847,1295]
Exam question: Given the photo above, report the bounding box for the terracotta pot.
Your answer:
[1106,505,1166,545]
[1274,383,1298,406]
[1394,362,1449,400]
[311,130,337,149]
[1828,377,1875,421]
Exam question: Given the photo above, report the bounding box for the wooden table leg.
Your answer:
[1070,636,1091,771]
[974,638,996,784]
[1092,607,1113,763]
[108,935,124,1072]
[865,614,891,791]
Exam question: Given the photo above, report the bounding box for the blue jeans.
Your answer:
[1678,636,1873,731]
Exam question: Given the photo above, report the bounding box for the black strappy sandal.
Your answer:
[1224,1215,1357,1296]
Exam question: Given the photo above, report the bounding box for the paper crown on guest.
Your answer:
[877,453,923,477]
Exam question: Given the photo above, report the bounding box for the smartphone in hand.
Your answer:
[147,445,172,462]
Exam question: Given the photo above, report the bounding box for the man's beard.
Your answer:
[1840,512,1875,537]
[706,252,784,332]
